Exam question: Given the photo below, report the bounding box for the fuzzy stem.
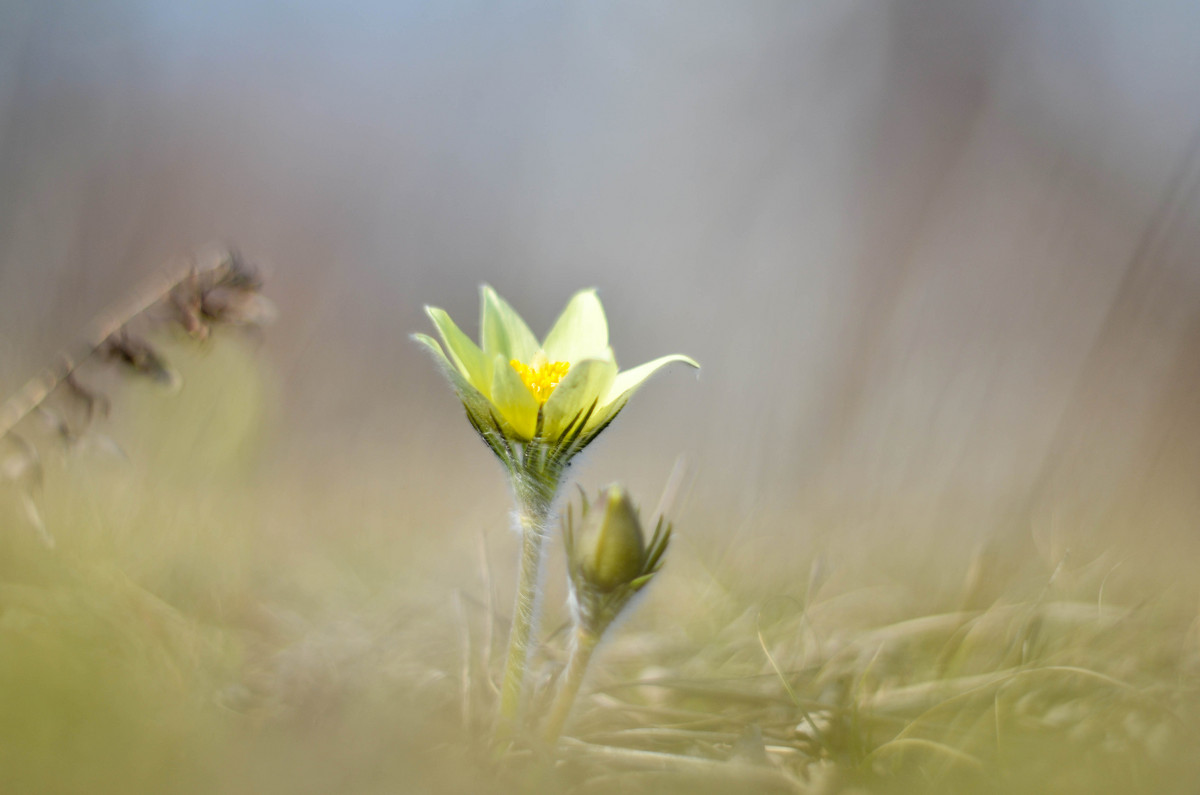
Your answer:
[542,627,599,746]
[496,485,554,744]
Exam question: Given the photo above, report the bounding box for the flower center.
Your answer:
[510,356,569,404]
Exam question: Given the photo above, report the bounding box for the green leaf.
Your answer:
[542,288,609,363]
[605,354,699,405]
[489,353,539,440]
[542,358,617,440]
[425,306,491,395]
[480,285,539,364]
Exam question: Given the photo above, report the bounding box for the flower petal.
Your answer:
[425,306,491,396]
[542,288,609,363]
[412,333,495,420]
[480,285,540,364]
[604,354,700,406]
[490,354,540,441]
[542,358,617,440]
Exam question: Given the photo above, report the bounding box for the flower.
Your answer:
[413,286,698,454]
[573,484,648,591]
[563,485,671,632]
[542,485,671,744]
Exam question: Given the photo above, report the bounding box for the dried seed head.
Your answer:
[167,249,273,338]
[100,332,176,385]
[200,287,277,327]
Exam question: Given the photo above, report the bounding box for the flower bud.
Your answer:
[577,486,646,591]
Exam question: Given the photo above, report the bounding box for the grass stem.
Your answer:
[542,627,598,746]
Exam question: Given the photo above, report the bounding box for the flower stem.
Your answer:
[496,487,553,745]
[542,627,599,746]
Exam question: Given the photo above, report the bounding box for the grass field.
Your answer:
[1,330,1197,794]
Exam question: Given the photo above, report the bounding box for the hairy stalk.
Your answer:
[542,627,598,746]
[495,475,556,744]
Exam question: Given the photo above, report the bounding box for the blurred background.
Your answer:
[2,2,1200,792]
[4,1,1200,555]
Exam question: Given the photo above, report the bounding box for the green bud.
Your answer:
[577,486,646,591]
[563,484,671,636]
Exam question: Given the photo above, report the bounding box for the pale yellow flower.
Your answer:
[414,286,697,449]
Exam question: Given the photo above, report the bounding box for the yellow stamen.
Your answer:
[510,357,570,404]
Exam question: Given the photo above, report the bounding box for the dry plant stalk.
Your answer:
[0,248,267,441]
[0,247,271,543]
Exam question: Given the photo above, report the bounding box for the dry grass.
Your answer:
[1,271,1198,794]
